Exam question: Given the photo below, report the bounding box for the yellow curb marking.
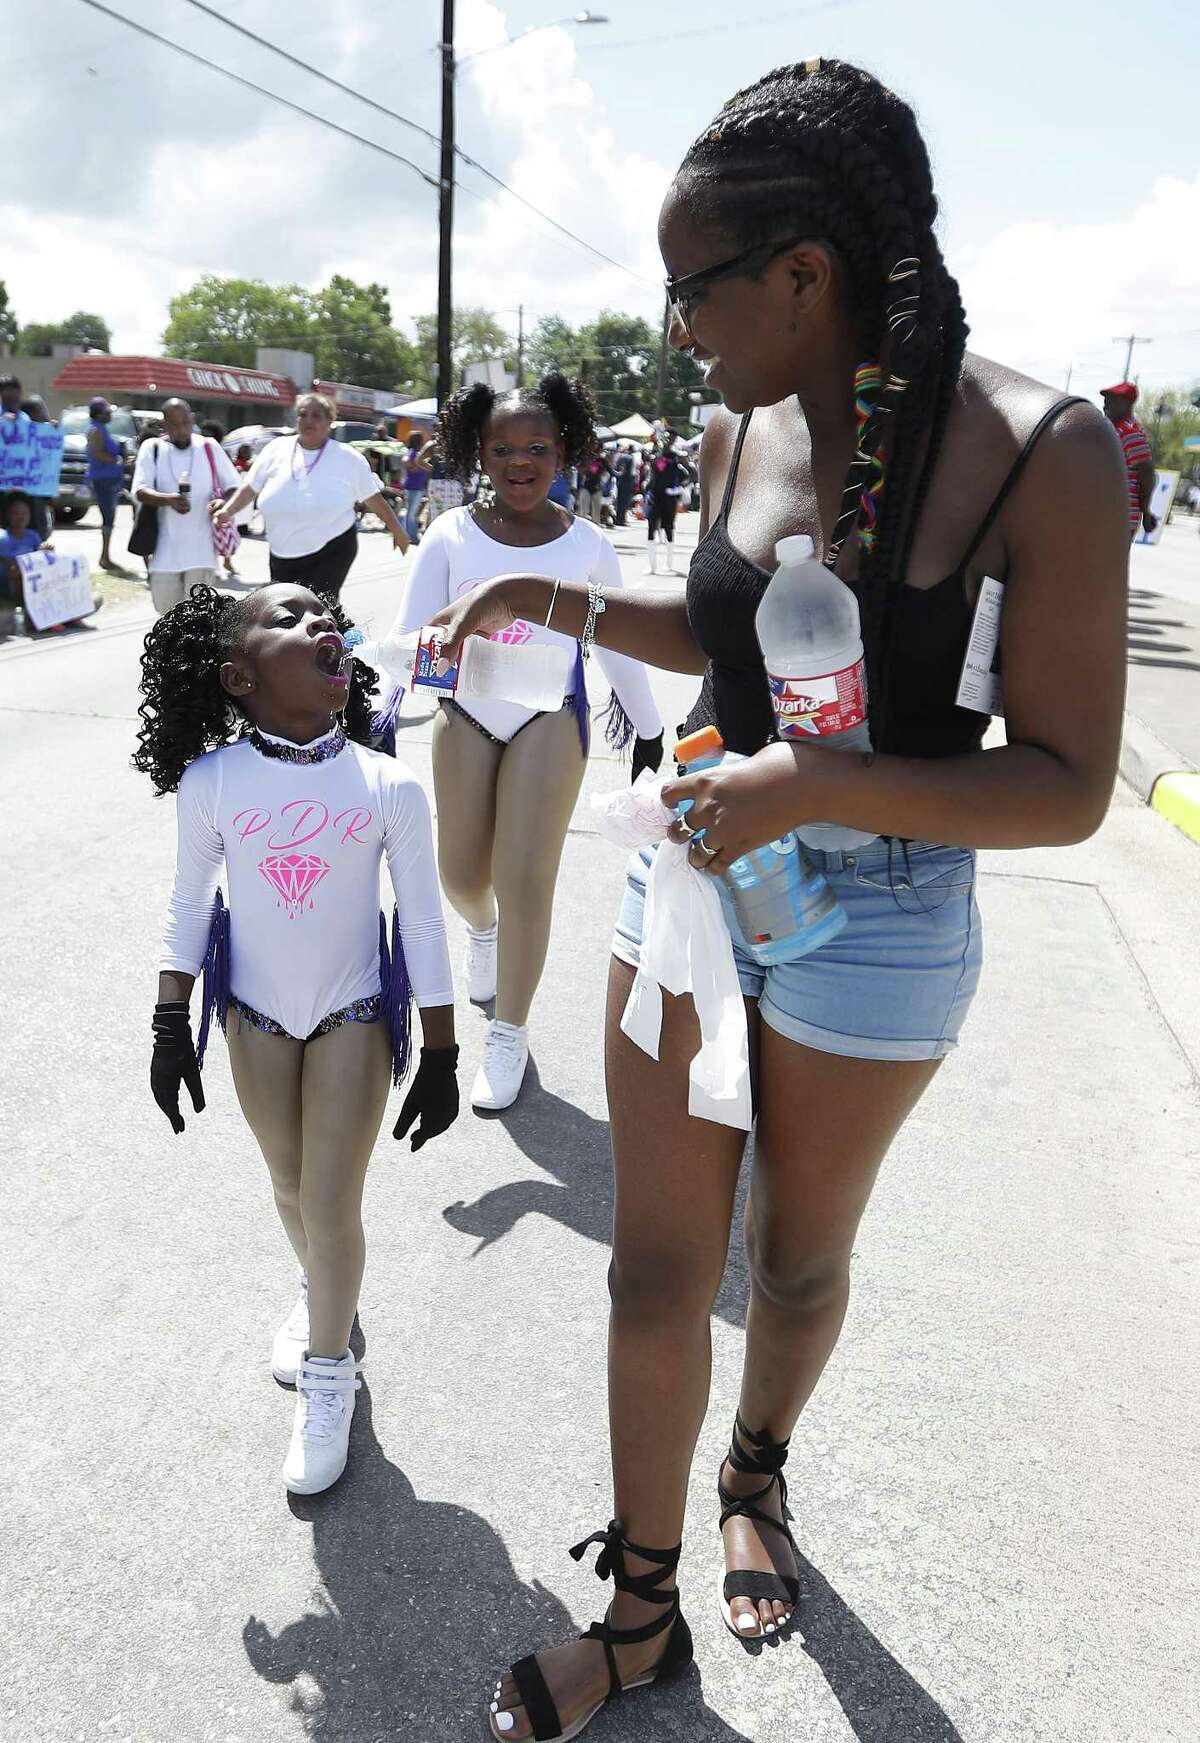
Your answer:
[1151,772,1200,847]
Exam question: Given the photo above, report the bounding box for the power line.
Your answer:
[76,0,441,189]
[174,0,655,288]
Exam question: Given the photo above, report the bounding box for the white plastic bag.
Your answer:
[592,780,753,1131]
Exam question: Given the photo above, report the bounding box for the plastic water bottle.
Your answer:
[755,534,877,851]
[351,626,570,713]
[675,727,846,965]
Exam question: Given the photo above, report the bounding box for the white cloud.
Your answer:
[957,174,1200,401]
[0,0,669,358]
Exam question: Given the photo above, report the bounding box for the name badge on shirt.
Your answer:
[955,575,1005,716]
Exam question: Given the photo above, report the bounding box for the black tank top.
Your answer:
[683,398,1085,758]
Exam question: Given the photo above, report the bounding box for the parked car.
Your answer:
[331,420,379,444]
[54,405,138,523]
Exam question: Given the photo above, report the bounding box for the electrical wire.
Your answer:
[171,0,656,288]
[76,0,441,189]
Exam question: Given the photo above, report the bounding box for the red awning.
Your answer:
[51,353,297,407]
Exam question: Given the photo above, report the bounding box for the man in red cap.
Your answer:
[1101,382,1157,541]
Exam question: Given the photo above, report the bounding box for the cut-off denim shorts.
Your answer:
[612,837,983,1063]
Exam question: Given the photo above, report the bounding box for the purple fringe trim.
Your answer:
[371,681,405,739]
[569,645,591,757]
[599,692,636,754]
[197,890,230,1069]
[378,908,414,1088]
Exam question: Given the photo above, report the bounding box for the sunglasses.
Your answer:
[665,235,809,335]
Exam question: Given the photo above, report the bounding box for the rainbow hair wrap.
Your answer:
[852,362,884,553]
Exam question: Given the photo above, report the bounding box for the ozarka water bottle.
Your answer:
[351,626,570,713]
[756,533,877,851]
[675,727,846,966]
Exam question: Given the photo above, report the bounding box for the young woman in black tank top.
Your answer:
[435,60,1128,1743]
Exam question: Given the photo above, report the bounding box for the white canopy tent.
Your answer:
[610,412,655,441]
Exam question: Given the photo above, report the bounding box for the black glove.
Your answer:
[151,1001,205,1135]
[631,733,665,782]
[393,1045,460,1152]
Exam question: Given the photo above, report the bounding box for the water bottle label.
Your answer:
[411,626,460,695]
[767,657,866,739]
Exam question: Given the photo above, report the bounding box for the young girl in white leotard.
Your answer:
[136,582,459,1498]
[389,373,663,1113]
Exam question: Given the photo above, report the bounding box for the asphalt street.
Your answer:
[3,513,1198,1742]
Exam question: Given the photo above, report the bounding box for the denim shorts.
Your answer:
[612,838,982,1063]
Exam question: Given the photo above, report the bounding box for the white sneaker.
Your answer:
[471,1020,529,1111]
[271,1273,309,1386]
[282,1351,361,1495]
[464,922,498,1004]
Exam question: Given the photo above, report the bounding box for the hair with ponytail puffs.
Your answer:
[438,371,600,483]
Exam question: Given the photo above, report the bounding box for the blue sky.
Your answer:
[1,0,1196,403]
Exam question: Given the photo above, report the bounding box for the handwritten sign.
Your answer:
[17,549,95,630]
[0,417,66,495]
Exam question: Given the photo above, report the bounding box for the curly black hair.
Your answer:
[132,583,380,795]
[675,59,969,750]
[438,371,599,483]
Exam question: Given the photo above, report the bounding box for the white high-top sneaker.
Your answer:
[282,1351,361,1495]
[471,1020,529,1112]
[464,921,498,1005]
[271,1272,309,1386]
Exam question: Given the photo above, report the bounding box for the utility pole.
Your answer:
[436,0,455,409]
[516,303,525,388]
[1113,332,1152,380]
[1064,363,1073,393]
[655,296,671,421]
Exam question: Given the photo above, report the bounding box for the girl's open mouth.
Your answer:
[314,634,348,682]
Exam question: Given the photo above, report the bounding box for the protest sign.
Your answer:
[17,549,95,630]
[0,417,66,495]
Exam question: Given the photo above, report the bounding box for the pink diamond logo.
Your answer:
[258,852,330,918]
[492,619,533,646]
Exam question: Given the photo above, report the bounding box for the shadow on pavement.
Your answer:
[242,1382,749,1742]
[788,1551,966,1742]
[443,1058,752,1327]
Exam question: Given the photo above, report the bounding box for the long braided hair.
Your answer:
[675,59,970,747]
[133,584,380,795]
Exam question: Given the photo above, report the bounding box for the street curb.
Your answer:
[1152,773,1200,847]
[1119,711,1200,845]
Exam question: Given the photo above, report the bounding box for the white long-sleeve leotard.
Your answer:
[160,731,453,1038]
[391,507,663,745]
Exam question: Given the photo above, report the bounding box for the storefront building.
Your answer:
[51,353,298,430]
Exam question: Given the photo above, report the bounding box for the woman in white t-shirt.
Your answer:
[390,374,663,1112]
[213,393,408,600]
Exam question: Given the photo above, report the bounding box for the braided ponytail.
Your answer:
[676,59,969,747]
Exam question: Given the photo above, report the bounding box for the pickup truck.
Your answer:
[53,405,137,523]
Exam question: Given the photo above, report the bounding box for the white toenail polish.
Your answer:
[491,1701,499,1712]
[736,1613,757,1633]
[765,1623,776,1634]
[496,1714,515,1734]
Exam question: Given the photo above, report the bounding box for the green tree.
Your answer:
[0,281,18,348]
[310,276,417,391]
[1144,385,1200,475]
[18,310,113,354]
[411,308,517,396]
[163,276,315,367]
[525,314,581,382]
[575,310,657,415]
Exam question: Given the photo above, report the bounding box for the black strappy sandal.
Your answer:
[491,1519,693,1742]
[717,1411,801,1640]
